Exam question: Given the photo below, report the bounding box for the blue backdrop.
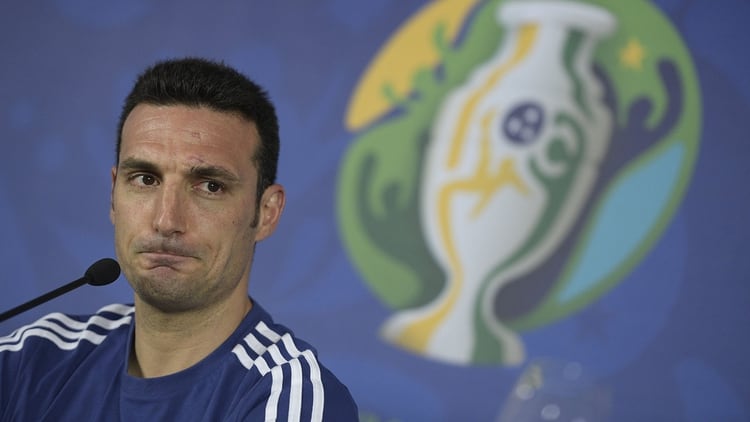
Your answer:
[1,1,748,421]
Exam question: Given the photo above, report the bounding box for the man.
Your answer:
[0,58,358,421]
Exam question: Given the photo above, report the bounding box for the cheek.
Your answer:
[229,214,253,241]
[233,210,259,246]
[112,195,149,236]
[112,210,133,245]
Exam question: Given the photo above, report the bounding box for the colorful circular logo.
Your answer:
[337,0,700,366]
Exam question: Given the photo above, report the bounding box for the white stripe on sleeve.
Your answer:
[264,365,284,421]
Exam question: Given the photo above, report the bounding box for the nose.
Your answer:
[153,183,186,236]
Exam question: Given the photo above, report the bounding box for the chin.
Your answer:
[135,288,203,314]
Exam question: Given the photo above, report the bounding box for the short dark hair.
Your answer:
[117,57,280,204]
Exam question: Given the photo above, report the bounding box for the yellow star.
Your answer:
[620,37,646,70]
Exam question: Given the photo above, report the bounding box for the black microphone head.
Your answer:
[85,258,121,286]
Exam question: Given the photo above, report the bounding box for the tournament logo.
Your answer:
[337,0,700,366]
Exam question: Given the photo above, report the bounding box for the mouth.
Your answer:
[132,238,199,270]
[139,250,195,268]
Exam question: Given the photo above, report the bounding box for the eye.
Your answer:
[129,174,158,186]
[140,175,157,186]
[198,181,225,194]
[207,181,222,193]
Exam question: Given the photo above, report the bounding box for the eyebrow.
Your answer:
[118,157,159,174]
[189,164,240,183]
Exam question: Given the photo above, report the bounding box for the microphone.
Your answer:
[0,258,121,323]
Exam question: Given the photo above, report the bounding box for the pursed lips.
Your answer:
[136,243,198,268]
[140,252,195,269]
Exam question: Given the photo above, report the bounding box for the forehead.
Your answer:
[120,104,259,166]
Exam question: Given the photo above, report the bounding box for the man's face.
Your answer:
[111,104,283,313]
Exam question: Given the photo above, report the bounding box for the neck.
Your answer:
[128,293,252,378]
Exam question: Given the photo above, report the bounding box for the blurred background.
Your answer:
[0,1,747,420]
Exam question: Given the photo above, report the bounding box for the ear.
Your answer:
[254,184,286,242]
[109,166,117,224]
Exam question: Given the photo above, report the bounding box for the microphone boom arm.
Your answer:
[0,258,120,323]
